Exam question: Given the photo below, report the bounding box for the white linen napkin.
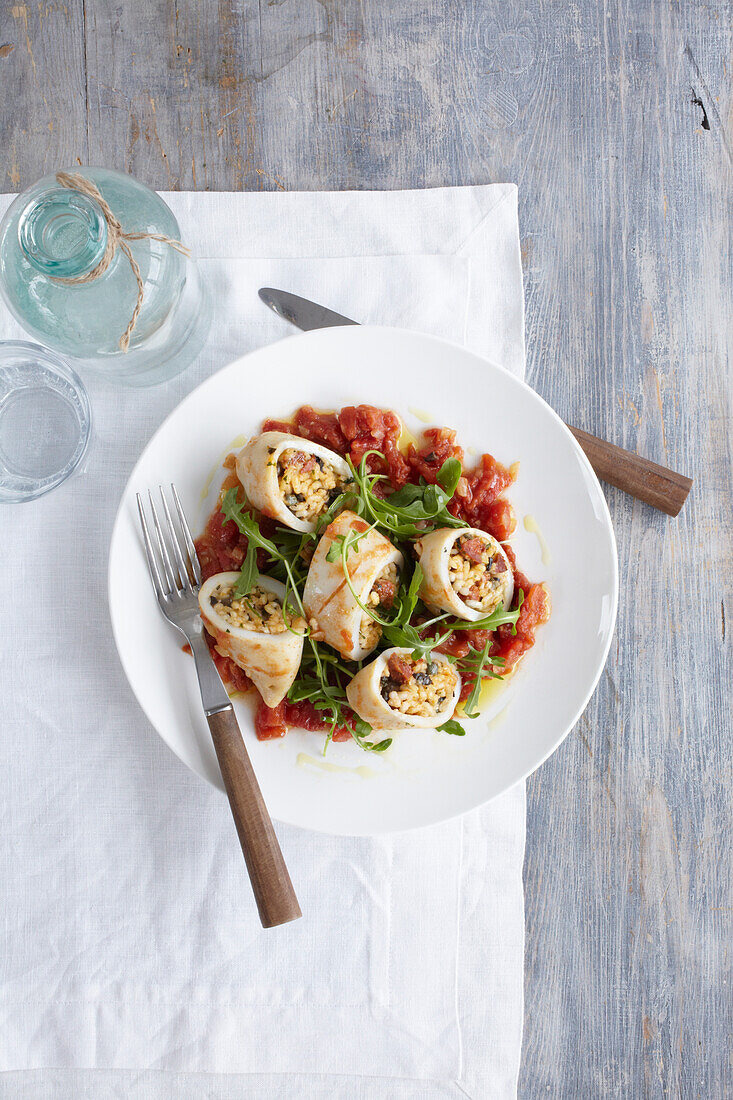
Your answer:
[0,185,526,1099]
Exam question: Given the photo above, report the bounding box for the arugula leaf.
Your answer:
[233,543,259,598]
[436,457,461,495]
[382,482,426,509]
[392,562,424,627]
[326,524,372,565]
[269,526,308,553]
[288,639,392,754]
[511,590,525,635]
[221,488,308,623]
[461,639,493,718]
[348,720,392,753]
[446,602,521,633]
[437,719,466,736]
[315,488,361,533]
[221,488,280,559]
[325,539,342,563]
[381,620,440,661]
[347,451,466,540]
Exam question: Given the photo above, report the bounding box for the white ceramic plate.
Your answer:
[109,326,618,835]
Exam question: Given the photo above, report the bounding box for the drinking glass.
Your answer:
[0,341,91,502]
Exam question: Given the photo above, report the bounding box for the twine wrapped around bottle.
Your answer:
[51,171,190,352]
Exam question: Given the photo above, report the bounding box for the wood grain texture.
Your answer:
[2,0,731,1094]
[207,708,301,928]
[567,425,693,516]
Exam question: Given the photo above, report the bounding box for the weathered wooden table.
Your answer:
[2,2,730,1095]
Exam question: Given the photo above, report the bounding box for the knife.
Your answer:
[258,288,692,516]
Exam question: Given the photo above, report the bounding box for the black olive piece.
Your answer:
[267,446,275,454]
[427,662,438,675]
[209,595,218,606]
[315,456,325,468]
[295,493,306,502]
[413,672,432,686]
[380,677,399,700]
[438,696,446,706]
[424,451,436,462]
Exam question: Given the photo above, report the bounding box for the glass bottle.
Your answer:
[0,168,210,386]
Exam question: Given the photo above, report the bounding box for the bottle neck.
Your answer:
[18,186,108,278]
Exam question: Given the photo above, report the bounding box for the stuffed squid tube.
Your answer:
[304,510,403,660]
[346,648,462,731]
[198,571,305,707]
[236,431,352,534]
[416,527,514,622]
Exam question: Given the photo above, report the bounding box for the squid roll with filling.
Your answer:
[303,510,403,660]
[198,571,305,707]
[346,647,461,730]
[236,431,352,534]
[415,526,514,622]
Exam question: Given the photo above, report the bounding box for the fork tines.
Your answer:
[137,484,202,600]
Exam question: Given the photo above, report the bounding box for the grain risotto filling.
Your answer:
[449,534,509,612]
[277,448,348,522]
[380,657,457,718]
[209,583,303,634]
[358,561,399,650]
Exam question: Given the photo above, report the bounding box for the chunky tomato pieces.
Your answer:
[264,404,411,487]
[207,640,252,694]
[254,698,355,742]
[449,452,517,541]
[195,505,247,578]
[196,404,548,741]
[407,426,463,485]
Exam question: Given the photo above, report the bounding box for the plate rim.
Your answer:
[108,324,619,834]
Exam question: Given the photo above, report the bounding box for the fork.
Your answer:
[137,485,301,928]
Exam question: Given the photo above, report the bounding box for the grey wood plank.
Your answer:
[0,0,88,185]
[0,0,731,1096]
[515,3,732,1095]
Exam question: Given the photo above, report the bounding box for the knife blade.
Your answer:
[257,287,692,516]
[258,288,358,331]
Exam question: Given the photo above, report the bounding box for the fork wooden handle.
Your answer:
[567,426,692,516]
[207,708,301,928]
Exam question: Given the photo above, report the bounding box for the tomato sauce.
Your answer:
[195,404,550,742]
[254,697,354,742]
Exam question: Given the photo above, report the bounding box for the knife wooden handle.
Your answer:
[207,708,301,928]
[567,425,692,516]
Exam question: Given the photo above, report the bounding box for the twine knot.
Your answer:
[52,171,190,352]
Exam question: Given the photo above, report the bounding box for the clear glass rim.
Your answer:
[18,188,108,279]
[0,340,92,503]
